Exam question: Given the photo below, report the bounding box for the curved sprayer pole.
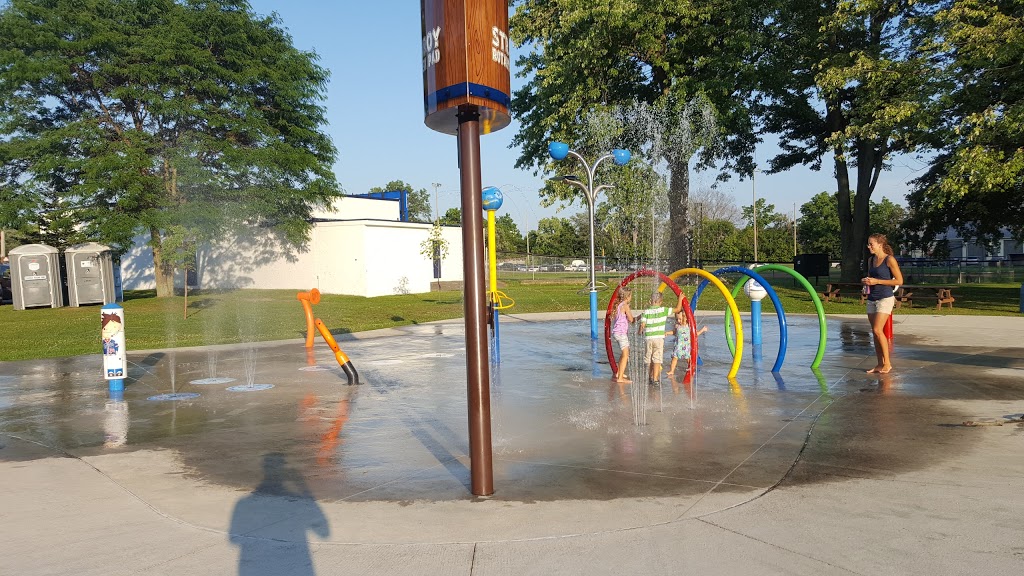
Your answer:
[604,270,691,376]
[691,266,788,373]
[750,265,827,369]
[297,289,321,348]
[314,319,359,385]
[658,268,745,379]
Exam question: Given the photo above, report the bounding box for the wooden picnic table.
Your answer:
[821,282,956,309]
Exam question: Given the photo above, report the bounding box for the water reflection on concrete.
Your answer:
[1,316,1022,506]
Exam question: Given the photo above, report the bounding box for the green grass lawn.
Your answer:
[1,278,1019,361]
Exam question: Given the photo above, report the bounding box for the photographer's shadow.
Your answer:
[229,453,330,576]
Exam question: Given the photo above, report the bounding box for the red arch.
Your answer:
[604,270,696,376]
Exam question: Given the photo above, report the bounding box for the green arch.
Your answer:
[724,265,827,370]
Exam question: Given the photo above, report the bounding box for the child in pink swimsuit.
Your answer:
[612,287,636,383]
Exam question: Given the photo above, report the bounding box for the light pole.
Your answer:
[548,141,631,340]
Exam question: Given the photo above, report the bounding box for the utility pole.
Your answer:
[431,182,441,223]
[793,202,798,257]
[752,167,759,263]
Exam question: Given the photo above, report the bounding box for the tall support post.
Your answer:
[458,106,494,496]
[586,195,599,339]
[422,0,507,496]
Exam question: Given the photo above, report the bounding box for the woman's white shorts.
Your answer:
[866,296,895,315]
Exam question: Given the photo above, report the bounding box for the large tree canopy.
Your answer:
[906,0,1024,247]
[509,0,763,272]
[0,0,340,296]
[757,0,938,280]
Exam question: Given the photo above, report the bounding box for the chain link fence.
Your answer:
[496,252,1024,286]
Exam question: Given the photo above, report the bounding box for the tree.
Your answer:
[493,214,524,253]
[694,219,742,262]
[757,0,938,280]
[367,180,432,223]
[419,221,449,291]
[798,192,908,258]
[906,0,1024,247]
[740,199,792,261]
[532,216,586,257]
[509,0,764,272]
[0,0,340,297]
[870,198,907,248]
[439,208,461,227]
[798,192,842,258]
[689,187,742,226]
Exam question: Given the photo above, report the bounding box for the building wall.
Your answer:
[118,221,465,297]
[312,223,367,295]
[312,196,399,221]
[360,222,463,296]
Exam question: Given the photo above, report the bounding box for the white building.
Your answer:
[119,196,464,297]
[910,227,1023,261]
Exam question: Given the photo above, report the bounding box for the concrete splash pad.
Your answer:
[1,314,1023,573]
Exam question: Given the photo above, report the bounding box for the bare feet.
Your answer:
[665,370,674,376]
[866,366,882,373]
[877,365,892,374]
[615,377,632,384]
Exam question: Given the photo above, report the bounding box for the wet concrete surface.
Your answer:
[2,313,1024,574]
[2,315,1021,508]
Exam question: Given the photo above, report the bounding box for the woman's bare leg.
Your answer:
[872,312,893,372]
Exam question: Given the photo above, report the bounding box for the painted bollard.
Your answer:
[745,275,767,362]
[101,303,126,392]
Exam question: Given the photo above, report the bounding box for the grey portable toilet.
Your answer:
[9,244,64,310]
[65,242,116,306]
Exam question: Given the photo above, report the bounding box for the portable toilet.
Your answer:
[65,243,116,306]
[9,244,64,310]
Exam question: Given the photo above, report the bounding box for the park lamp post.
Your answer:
[548,141,631,340]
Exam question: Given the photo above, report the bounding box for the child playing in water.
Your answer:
[665,311,708,376]
[639,291,686,384]
[611,287,636,383]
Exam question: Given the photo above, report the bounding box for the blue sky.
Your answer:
[247,0,927,232]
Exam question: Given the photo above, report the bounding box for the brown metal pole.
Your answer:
[457,105,494,496]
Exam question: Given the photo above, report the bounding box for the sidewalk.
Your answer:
[1,314,1022,575]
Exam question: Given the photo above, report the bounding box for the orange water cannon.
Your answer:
[314,319,360,385]
[297,288,321,348]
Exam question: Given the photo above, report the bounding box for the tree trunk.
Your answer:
[836,141,876,282]
[151,227,174,297]
[667,158,691,273]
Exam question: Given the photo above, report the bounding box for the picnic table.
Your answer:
[821,282,955,309]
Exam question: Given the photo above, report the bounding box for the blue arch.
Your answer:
[692,266,789,373]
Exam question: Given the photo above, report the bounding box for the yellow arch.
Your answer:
[658,268,743,379]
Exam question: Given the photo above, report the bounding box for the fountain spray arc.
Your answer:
[548,142,631,339]
[421,0,511,496]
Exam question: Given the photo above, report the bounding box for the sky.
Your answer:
[247,0,928,233]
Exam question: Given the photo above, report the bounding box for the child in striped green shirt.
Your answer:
[639,291,686,384]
